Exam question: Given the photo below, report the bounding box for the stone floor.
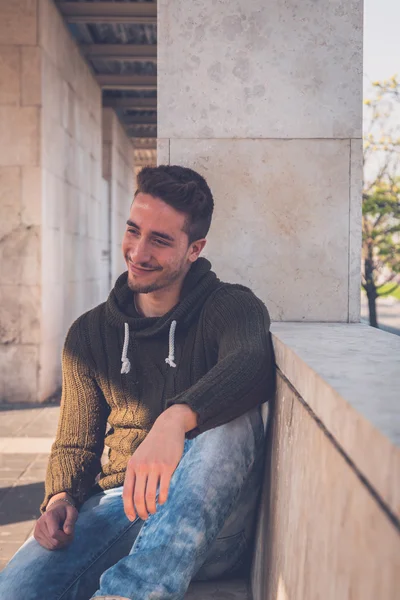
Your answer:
[0,403,59,571]
[0,403,250,598]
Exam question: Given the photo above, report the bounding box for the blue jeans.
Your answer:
[0,407,265,600]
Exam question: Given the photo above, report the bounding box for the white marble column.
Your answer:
[158,0,363,322]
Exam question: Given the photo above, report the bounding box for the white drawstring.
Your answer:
[121,322,131,374]
[121,320,177,375]
[165,320,177,368]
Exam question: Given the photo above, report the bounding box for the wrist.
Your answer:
[47,492,75,511]
[158,404,198,433]
[47,497,77,511]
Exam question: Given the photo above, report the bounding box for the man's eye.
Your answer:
[153,239,169,246]
[128,229,139,236]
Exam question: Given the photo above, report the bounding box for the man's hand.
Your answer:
[123,404,197,522]
[34,499,78,550]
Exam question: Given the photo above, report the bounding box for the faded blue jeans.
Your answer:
[0,407,265,600]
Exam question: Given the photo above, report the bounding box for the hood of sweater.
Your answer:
[106,257,221,340]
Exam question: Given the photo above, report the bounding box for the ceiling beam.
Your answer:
[96,75,157,90]
[122,115,157,125]
[131,141,157,150]
[126,129,157,138]
[57,2,157,24]
[82,44,157,62]
[102,97,157,110]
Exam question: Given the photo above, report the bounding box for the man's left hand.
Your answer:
[123,404,197,521]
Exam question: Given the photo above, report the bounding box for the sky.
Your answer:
[364,0,400,94]
[363,0,400,181]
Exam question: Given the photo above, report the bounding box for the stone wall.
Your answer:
[102,108,134,285]
[0,0,133,402]
[158,0,363,322]
[0,0,41,402]
[251,324,400,599]
[39,0,110,400]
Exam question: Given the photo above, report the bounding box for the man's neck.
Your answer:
[135,281,183,318]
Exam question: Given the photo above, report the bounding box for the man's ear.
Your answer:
[188,239,207,263]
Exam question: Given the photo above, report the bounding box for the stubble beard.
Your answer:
[126,261,186,294]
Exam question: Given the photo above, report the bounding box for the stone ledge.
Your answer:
[270,323,400,521]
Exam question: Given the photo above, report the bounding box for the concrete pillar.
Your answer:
[102,108,135,285]
[0,0,41,402]
[158,0,363,323]
[0,0,133,403]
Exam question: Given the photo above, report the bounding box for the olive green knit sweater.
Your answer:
[41,258,275,512]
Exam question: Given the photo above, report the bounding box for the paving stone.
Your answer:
[0,519,35,543]
[0,558,9,571]
[0,404,60,438]
[19,464,47,482]
[0,437,54,453]
[0,454,34,469]
[19,405,60,438]
[0,407,40,437]
[0,541,24,568]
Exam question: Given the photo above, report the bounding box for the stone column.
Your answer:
[158,0,363,322]
[102,108,135,285]
[0,1,133,403]
[0,1,41,402]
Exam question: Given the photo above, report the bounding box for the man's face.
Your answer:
[122,193,201,294]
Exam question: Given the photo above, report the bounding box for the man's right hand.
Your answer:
[34,500,78,550]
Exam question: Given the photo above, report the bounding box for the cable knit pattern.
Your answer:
[41,259,276,513]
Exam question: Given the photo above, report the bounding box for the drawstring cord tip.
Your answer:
[121,357,131,375]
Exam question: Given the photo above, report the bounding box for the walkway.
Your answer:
[0,404,58,570]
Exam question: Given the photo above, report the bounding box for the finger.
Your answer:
[145,471,160,515]
[123,463,136,521]
[35,520,62,550]
[63,507,77,536]
[158,470,173,505]
[134,471,149,520]
[46,512,65,539]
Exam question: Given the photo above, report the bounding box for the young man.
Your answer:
[0,166,275,600]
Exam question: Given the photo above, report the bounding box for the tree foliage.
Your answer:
[362,75,400,327]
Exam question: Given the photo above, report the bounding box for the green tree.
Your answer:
[362,76,400,327]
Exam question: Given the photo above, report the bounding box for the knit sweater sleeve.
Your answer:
[166,286,276,435]
[40,314,110,513]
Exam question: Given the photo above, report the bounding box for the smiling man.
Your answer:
[0,166,276,600]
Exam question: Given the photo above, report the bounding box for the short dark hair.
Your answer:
[135,165,214,243]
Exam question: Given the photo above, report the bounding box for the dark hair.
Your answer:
[135,165,214,243]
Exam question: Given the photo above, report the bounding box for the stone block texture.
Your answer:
[0,3,42,402]
[102,108,134,284]
[271,323,400,519]
[251,374,399,600]
[170,138,351,321]
[38,0,113,400]
[0,0,134,402]
[158,0,362,140]
[158,0,363,322]
[0,1,37,46]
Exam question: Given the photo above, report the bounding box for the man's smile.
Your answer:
[128,260,161,275]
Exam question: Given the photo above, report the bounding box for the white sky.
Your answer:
[363,0,400,181]
[364,0,400,94]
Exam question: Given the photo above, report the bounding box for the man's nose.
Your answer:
[131,238,151,264]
